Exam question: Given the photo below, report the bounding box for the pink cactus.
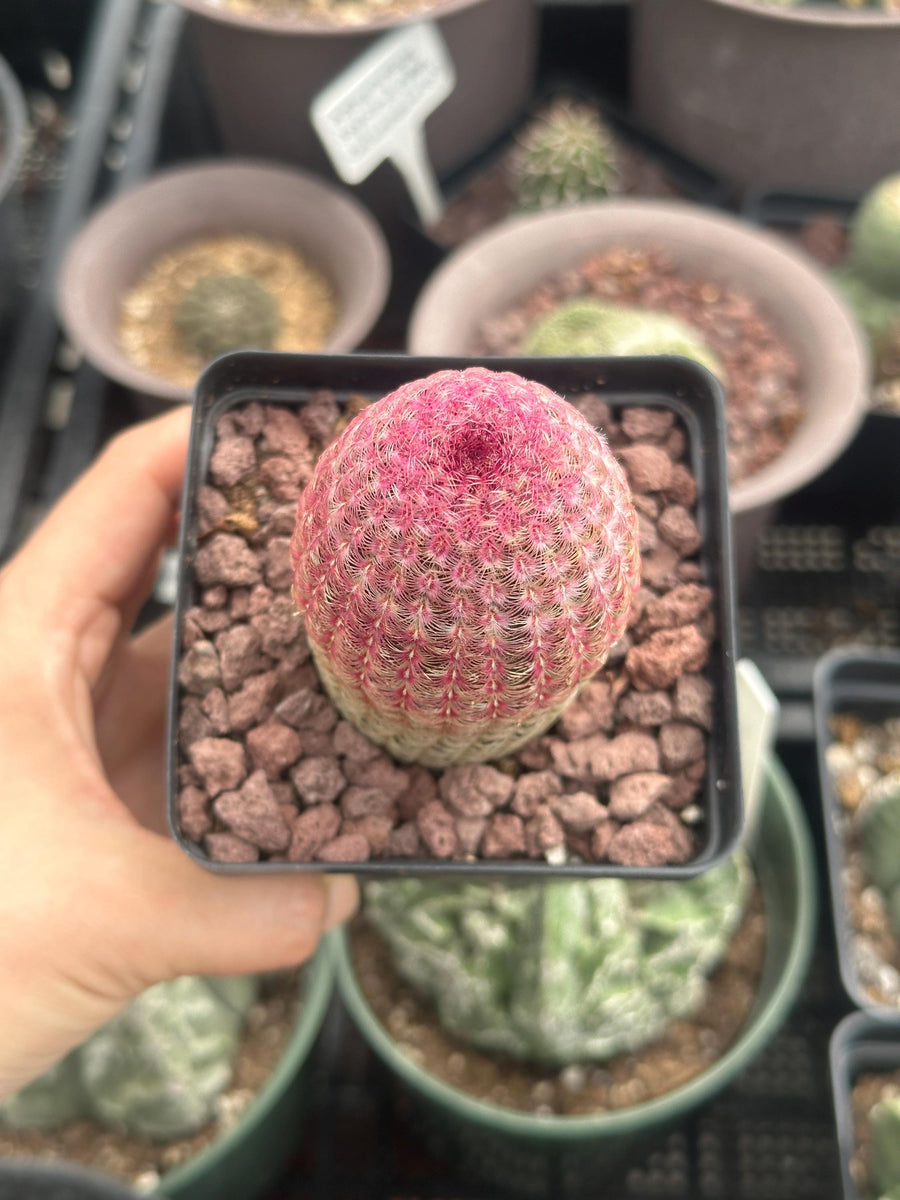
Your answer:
[291,367,640,767]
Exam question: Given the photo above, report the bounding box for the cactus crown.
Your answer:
[364,854,750,1067]
[1,976,257,1141]
[522,298,724,380]
[512,100,620,214]
[175,273,279,360]
[291,367,640,768]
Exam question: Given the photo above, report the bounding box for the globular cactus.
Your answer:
[522,298,724,380]
[363,853,750,1066]
[870,1092,900,1199]
[291,367,640,769]
[175,273,279,360]
[2,976,257,1141]
[858,774,900,897]
[512,100,620,214]
[847,174,900,299]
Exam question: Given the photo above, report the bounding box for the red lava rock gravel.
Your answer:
[174,395,718,867]
[478,246,805,486]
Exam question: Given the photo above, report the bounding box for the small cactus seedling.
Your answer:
[364,853,750,1066]
[848,174,900,299]
[858,773,900,897]
[2,975,257,1141]
[522,298,724,380]
[512,100,620,214]
[870,1092,900,1199]
[291,367,640,768]
[175,273,280,360]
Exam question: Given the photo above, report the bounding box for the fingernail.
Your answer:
[323,874,359,930]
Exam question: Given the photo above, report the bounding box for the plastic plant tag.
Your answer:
[310,21,455,227]
[736,657,780,848]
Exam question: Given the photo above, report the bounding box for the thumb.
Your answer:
[122,830,358,987]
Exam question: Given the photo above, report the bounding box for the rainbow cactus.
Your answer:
[291,367,640,768]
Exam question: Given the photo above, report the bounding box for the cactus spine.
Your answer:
[513,100,620,214]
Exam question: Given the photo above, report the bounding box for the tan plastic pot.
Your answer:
[407,199,870,521]
[632,0,900,194]
[56,160,391,403]
[174,0,537,182]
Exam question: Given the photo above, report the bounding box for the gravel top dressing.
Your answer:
[478,246,805,486]
[174,382,720,870]
[349,883,765,1115]
[824,712,900,1007]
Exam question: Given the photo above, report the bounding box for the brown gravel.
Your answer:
[349,885,766,1116]
[176,393,719,867]
[477,246,805,486]
[850,1069,900,1195]
[430,99,698,250]
[0,975,300,1189]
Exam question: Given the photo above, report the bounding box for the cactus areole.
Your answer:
[290,367,641,768]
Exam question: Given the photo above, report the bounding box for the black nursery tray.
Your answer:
[168,351,741,879]
[830,1011,900,1200]
[813,647,900,1012]
[742,188,857,233]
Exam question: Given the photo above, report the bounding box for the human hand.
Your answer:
[0,409,357,1099]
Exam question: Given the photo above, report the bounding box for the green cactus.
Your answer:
[859,773,900,897]
[1,975,258,1141]
[363,853,750,1067]
[512,101,620,215]
[175,273,279,360]
[871,1092,900,1199]
[522,298,724,380]
[848,175,900,299]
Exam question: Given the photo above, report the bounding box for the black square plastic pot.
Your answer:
[830,1010,900,1200]
[814,647,900,1010]
[168,351,741,879]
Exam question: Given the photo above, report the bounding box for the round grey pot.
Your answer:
[0,54,28,315]
[407,199,869,575]
[632,0,900,194]
[56,160,391,403]
[173,0,537,182]
[331,755,817,1198]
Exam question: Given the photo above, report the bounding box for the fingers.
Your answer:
[122,831,358,987]
[94,614,174,833]
[1,409,190,675]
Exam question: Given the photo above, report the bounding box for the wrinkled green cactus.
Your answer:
[512,101,619,214]
[522,298,724,380]
[175,273,279,360]
[871,1092,900,1199]
[1,975,258,1141]
[834,268,900,355]
[859,774,900,898]
[364,854,750,1067]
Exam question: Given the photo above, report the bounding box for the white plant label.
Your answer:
[310,20,455,227]
[736,657,780,848]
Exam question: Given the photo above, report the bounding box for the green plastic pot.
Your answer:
[155,949,333,1200]
[332,755,817,1196]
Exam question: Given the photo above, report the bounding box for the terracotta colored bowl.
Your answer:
[407,198,870,515]
[56,160,391,403]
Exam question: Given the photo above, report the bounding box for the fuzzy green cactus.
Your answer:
[859,774,900,897]
[512,100,619,215]
[175,273,279,360]
[522,298,724,380]
[1,975,257,1140]
[363,853,750,1066]
[871,1092,900,1199]
[848,175,900,299]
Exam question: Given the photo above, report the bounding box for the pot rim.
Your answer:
[704,0,900,27]
[0,1159,139,1199]
[157,946,334,1193]
[55,159,391,404]
[173,0,491,37]
[0,55,28,209]
[406,197,871,514]
[330,753,817,1141]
